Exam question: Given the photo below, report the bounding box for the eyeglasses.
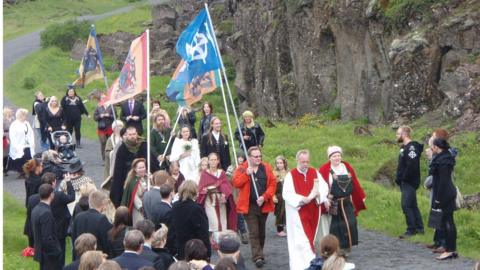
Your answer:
[251,155,262,158]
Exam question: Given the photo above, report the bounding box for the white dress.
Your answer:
[283,168,329,270]
[170,138,201,182]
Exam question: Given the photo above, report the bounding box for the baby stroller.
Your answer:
[51,131,77,163]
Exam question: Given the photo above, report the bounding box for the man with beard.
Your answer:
[110,126,159,207]
[395,126,424,238]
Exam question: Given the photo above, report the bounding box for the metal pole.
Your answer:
[158,107,183,168]
[204,4,259,199]
[146,29,151,190]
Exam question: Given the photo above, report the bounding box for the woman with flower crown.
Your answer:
[170,125,201,183]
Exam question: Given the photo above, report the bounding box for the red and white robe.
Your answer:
[283,167,329,270]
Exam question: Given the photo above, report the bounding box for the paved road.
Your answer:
[3,0,167,69]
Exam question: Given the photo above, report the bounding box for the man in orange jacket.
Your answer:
[232,146,276,268]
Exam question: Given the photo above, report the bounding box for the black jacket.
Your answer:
[170,199,211,259]
[113,252,153,270]
[31,202,62,264]
[200,132,231,171]
[178,111,197,139]
[108,226,129,258]
[25,173,42,206]
[430,150,457,212]
[234,123,265,150]
[120,100,146,135]
[72,208,113,258]
[198,114,214,139]
[94,105,115,130]
[61,96,89,122]
[396,141,423,189]
[152,247,175,270]
[45,108,65,131]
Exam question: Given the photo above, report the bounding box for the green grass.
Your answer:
[95,5,152,36]
[3,192,73,270]
[3,0,137,41]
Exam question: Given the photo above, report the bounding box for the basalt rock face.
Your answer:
[227,0,480,124]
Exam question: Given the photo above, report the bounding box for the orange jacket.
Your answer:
[232,161,277,214]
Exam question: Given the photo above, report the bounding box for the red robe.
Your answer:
[319,161,366,216]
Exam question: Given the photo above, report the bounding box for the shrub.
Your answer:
[40,20,91,51]
[23,76,36,89]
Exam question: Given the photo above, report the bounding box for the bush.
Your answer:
[40,20,91,51]
[23,76,36,89]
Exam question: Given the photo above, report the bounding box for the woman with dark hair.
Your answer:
[61,86,89,147]
[430,138,458,260]
[184,239,213,270]
[177,106,197,139]
[108,206,131,258]
[94,94,115,161]
[121,158,148,224]
[23,158,43,206]
[200,117,231,171]
[198,102,214,139]
[45,96,66,149]
[170,126,201,182]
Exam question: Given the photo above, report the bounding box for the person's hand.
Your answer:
[165,155,170,161]
[243,135,250,140]
[273,195,278,204]
[301,196,312,205]
[324,200,330,211]
[61,125,66,130]
[170,131,176,137]
[86,115,91,119]
[132,116,139,121]
[257,196,265,206]
[157,155,165,162]
[247,167,254,175]
[48,127,53,132]
[308,189,319,201]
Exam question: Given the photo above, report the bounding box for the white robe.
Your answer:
[8,120,35,159]
[283,168,329,270]
[170,138,201,182]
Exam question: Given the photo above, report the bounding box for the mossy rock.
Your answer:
[372,158,397,188]
[343,146,368,159]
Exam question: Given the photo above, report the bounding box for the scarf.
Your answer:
[124,138,144,153]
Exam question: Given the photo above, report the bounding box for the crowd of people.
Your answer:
[1,87,469,270]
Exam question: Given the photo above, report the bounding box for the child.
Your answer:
[57,134,75,161]
[226,153,249,244]
[273,156,288,237]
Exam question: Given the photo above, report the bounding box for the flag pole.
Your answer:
[216,70,238,166]
[159,106,182,169]
[205,4,259,199]
[146,29,151,190]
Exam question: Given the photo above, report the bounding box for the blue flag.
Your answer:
[176,9,221,81]
[73,26,106,88]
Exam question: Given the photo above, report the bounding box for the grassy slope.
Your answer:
[4,5,480,263]
[3,0,135,41]
[3,193,72,270]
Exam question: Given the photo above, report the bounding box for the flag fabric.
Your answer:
[73,26,106,88]
[166,60,221,106]
[168,8,222,106]
[101,32,148,106]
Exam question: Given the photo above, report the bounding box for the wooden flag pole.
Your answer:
[216,70,238,166]
[146,29,151,190]
[158,107,182,169]
[205,3,259,199]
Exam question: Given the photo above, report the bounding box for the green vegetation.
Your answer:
[377,0,447,30]
[41,20,92,51]
[95,5,152,36]
[3,193,72,270]
[3,0,135,41]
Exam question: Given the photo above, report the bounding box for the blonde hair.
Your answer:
[3,107,13,118]
[399,126,412,137]
[152,224,169,248]
[322,253,346,270]
[178,180,198,201]
[80,183,97,197]
[199,157,209,172]
[88,190,109,209]
[79,250,106,270]
[15,108,28,120]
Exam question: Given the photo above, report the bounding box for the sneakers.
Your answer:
[21,247,35,257]
[277,231,287,237]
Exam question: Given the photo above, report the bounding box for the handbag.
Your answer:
[428,208,443,229]
[455,186,464,209]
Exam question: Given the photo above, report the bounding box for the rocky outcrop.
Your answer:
[227,0,480,124]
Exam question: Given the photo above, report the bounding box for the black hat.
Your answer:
[218,238,240,254]
[433,138,450,150]
[62,158,84,173]
[67,84,75,90]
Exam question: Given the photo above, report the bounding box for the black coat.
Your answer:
[51,182,75,240]
[152,247,175,270]
[31,202,62,266]
[61,96,89,122]
[108,226,129,258]
[110,141,159,207]
[234,123,265,150]
[113,252,153,270]
[72,209,113,258]
[170,199,211,259]
[25,173,42,206]
[45,108,65,131]
[93,105,115,131]
[430,150,457,212]
[62,260,80,270]
[120,100,146,135]
[396,141,423,189]
[200,132,231,171]
[43,161,65,184]
[198,114,214,139]
[140,245,159,263]
[178,111,197,139]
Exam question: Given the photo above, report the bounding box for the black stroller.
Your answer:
[51,131,77,163]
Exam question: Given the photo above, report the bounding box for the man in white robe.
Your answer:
[283,149,329,270]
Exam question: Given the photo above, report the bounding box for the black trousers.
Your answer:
[66,118,82,143]
[400,183,424,233]
[40,254,62,270]
[441,211,457,252]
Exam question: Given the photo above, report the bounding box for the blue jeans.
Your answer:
[237,214,247,233]
[400,182,424,233]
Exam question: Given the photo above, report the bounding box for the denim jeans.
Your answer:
[401,182,424,233]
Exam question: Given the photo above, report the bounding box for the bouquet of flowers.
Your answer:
[183,141,192,152]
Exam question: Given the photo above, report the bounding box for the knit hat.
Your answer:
[327,146,342,158]
[433,138,450,150]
